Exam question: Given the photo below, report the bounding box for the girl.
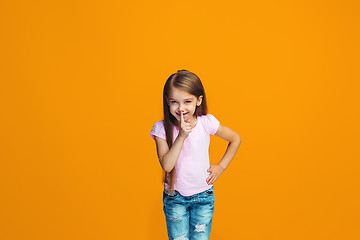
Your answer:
[150,69,241,240]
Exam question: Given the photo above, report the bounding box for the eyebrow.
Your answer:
[168,98,194,101]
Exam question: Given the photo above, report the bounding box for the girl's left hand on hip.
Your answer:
[206,165,225,185]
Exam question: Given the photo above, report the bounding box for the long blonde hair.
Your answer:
[162,69,208,194]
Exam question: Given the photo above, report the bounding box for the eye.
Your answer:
[185,101,192,103]
[171,101,177,104]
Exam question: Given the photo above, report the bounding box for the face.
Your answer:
[166,87,203,123]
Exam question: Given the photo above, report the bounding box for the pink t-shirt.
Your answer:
[150,114,220,196]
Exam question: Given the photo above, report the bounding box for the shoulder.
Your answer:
[199,114,220,123]
[199,113,217,120]
[199,114,220,135]
[150,120,166,140]
[152,120,164,128]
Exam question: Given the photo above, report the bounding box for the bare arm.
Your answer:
[206,124,241,184]
[215,124,241,169]
[154,134,186,172]
[154,111,192,172]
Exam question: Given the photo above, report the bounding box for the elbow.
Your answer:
[160,157,174,173]
[234,133,241,145]
[163,165,174,173]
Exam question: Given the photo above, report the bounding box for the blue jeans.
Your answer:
[163,186,215,240]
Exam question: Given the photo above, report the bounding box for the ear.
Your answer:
[197,95,203,106]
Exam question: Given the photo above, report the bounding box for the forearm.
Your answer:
[218,136,241,170]
[161,135,186,172]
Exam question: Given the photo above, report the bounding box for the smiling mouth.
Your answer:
[176,112,188,116]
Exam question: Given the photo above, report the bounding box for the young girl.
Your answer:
[150,69,241,240]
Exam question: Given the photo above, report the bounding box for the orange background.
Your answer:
[1,0,359,239]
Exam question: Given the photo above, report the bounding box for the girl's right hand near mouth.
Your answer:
[179,111,192,139]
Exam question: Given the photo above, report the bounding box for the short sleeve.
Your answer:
[203,114,220,135]
[150,121,167,140]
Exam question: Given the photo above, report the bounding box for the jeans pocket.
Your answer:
[204,187,214,196]
[163,189,180,201]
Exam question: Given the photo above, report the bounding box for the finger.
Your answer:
[207,174,214,183]
[206,174,211,182]
[209,175,216,184]
[180,111,184,123]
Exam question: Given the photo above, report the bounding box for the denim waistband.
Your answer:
[164,186,214,199]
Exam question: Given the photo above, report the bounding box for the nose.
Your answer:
[179,103,185,112]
